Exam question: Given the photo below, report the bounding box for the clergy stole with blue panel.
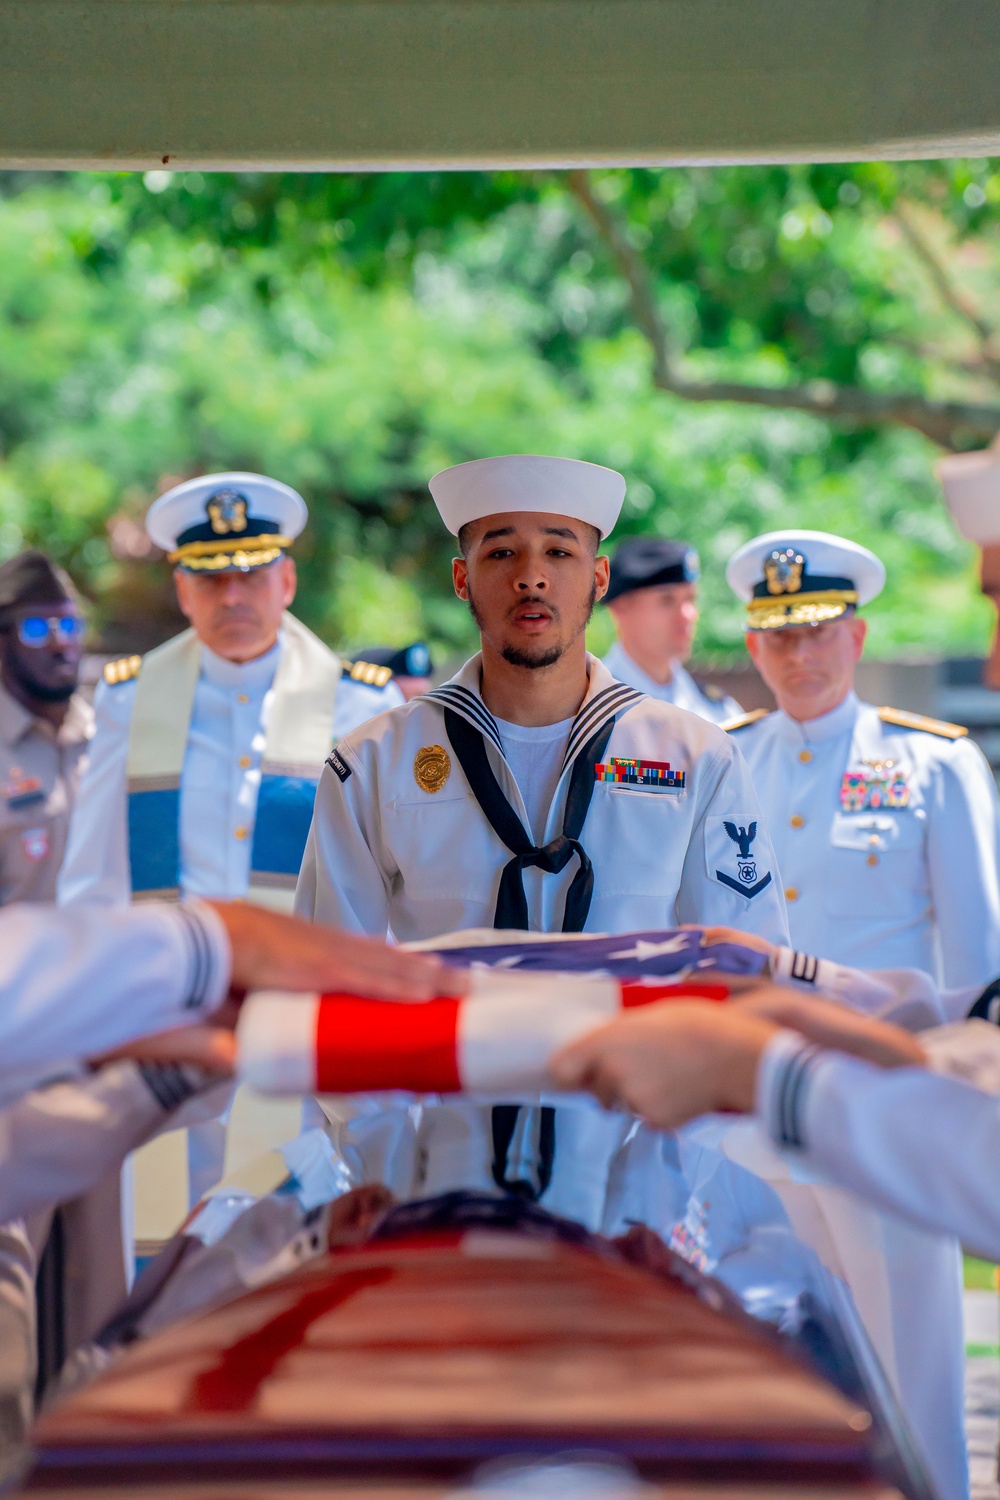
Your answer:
[125,611,340,910]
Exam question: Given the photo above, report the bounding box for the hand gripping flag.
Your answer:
[237,928,767,1097]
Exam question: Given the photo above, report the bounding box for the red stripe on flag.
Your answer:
[314,995,463,1093]
[620,981,730,1007]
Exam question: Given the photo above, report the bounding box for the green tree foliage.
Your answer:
[0,162,995,660]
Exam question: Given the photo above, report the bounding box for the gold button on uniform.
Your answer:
[238,755,251,769]
[798,749,812,764]
[867,853,879,866]
[785,886,799,902]
[234,826,248,841]
[237,694,249,705]
[790,814,805,829]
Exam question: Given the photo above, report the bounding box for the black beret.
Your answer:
[0,550,76,624]
[604,537,700,603]
[358,642,433,677]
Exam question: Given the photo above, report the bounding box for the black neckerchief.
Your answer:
[431,679,642,932]
[428,676,643,1201]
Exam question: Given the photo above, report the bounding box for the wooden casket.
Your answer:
[17,1217,906,1500]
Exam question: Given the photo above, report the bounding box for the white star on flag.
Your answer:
[607,935,691,963]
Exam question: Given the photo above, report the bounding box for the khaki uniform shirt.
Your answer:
[0,683,92,905]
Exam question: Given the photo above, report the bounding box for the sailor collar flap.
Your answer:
[425,654,644,780]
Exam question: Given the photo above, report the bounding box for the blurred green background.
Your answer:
[1,161,999,660]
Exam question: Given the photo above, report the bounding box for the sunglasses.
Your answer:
[16,615,85,648]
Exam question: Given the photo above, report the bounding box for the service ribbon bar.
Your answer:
[595,757,686,791]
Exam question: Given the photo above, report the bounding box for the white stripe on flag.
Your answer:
[237,991,319,1094]
[458,972,620,1091]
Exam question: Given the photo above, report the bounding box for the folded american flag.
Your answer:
[237,928,766,1098]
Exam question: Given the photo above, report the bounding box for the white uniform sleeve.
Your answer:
[333,678,405,739]
[57,677,133,907]
[0,900,230,1104]
[756,1030,1000,1258]
[926,738,1000,991]
[770,947,947,1029]
[676,740,790,945]
[294,744,394,937]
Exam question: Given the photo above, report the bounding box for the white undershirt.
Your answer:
[493,715,574,843]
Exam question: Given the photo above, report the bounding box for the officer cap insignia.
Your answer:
[343,659,394,688]
[877,706,968,740]
[414,744,451,793]
[103,654,142,687]
[764,548,804,595]
[721,708,770,733]
[206,490,249,535]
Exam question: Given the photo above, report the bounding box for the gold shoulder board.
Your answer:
[103,654,142,687]
[721,708,770,733]
[877,706,968,740]
[344,659,394,689]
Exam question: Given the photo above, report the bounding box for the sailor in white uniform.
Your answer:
[718,527,1000,1500]
[58,472,402,1199]
[602,537,741,726]
[298,457,787,946]
[294,453,790,1286]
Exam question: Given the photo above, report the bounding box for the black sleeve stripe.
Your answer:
[138,1062,201,1112]
[176,904,213,1012]
[776,1044,822,1149]
[790,951,819,985]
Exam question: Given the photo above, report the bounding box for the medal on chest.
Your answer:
[594,757,686,793]
[3,765,45,809]
[840,758,910,812]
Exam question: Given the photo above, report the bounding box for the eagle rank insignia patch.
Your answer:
[707,815,774,900]
[414,744,451,794]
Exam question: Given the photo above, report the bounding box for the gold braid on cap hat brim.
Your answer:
[746,589,859,631]
[168,534,292,571]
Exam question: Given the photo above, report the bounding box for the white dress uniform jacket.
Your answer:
[602,641,741,727]
[297,653,788,942]
[731,691,1000,993]
[58,630,402,908]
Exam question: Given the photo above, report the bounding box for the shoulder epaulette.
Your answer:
[877,706,968,740]
[721,708,771,733]
[342,658,394,689]
[103,654,142,687]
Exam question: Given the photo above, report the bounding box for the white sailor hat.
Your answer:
[428,455,625,540]
[726,528,885,631]
[936,443,1000,544]
[146,472,308,573]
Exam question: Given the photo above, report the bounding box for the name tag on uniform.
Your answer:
[595,757,686,794]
